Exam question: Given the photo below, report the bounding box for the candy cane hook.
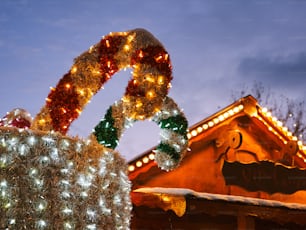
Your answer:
[32,28,172,133]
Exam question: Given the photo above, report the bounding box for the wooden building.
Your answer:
[128,95,306,229]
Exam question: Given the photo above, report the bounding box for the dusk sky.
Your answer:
[1,0,306,160]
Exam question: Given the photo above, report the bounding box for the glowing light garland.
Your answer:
[0,28,188,229]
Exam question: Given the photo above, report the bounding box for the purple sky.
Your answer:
[1,0,306,160]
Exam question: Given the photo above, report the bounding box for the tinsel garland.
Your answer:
[0,108,32,129]
[32,28,172,134]
[93,97,188,171]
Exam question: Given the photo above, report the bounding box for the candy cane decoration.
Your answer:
[32,28,188,170]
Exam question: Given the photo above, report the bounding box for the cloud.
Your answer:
[237,52,306,88]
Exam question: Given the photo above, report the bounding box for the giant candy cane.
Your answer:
[32,28,188,170]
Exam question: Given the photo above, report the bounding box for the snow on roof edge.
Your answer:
[134,187,306,210]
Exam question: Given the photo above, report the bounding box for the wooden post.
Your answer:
[237,214,255,230]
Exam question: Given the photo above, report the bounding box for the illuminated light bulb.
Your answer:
[104,73,111,79]
[107,61,111,68]
[86,224,96,230]
[62,207,73,215]
[238,104,244,110]
[45,98,51,102]
[9,219,16,225]
[233,106,239,113]
[0,180,7,187]
[62,125,68,130]
[77,176,92,189]
[262,107,268,113]
[38,119,46,125]
[64,222,73,229]
[27,136,36,145]
[146,75,155,83]
[136,161,142,167]
[0,155,7,168]
[75,108,82,115]
[187,133,191,139]
[61,108,67,114]
[297,152,302,158]
[191,130,197,137]
[157,76,164,85]
[266,112,272,117]
[123,44,130,51]
[36,200,47,211]
[164,53,169,60]
[142,157,149,164]
[202,124,209,130]
[19,144,29,156]
[218,115,225,121]
[287,131,292,137]
[282,126,288,132]
[4,202,11,209]
[213,118,219,124]
[223,112,229,118]
[277,121,283,127]
[197,127,203,133]
[87,209,96,217]
[127,34,135,42]
[78,89,85,96]
[172,109,179,116]
[146,91,155,99]
[93,69,100,75]
[65,83,71,89]
[208,121,214,127]
[298,140,303,146]
[138,50,144,58]
[272,116,277,122]
[292,136,298,141]
[50,87,55,91]
[89,45,94,53]
[136,101,143,108]
[149,153,155,160]
[0,190,7,198]
[71,66,77,74]
[60,180,70,186]
[88,166,96,174]
[268,127,273,131]
[34,178,44,188]
[105,39,110,47]
[155,55,163,62]
[128,165,135,172]
[36,220,47,228]
[229,109,234,116]
[162,195,171,202]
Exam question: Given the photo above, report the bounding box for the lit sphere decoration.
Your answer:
[0,28,188,229]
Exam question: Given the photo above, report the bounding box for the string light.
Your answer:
[128,100,306,172]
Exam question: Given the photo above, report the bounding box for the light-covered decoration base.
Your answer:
[0,127,131,229]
